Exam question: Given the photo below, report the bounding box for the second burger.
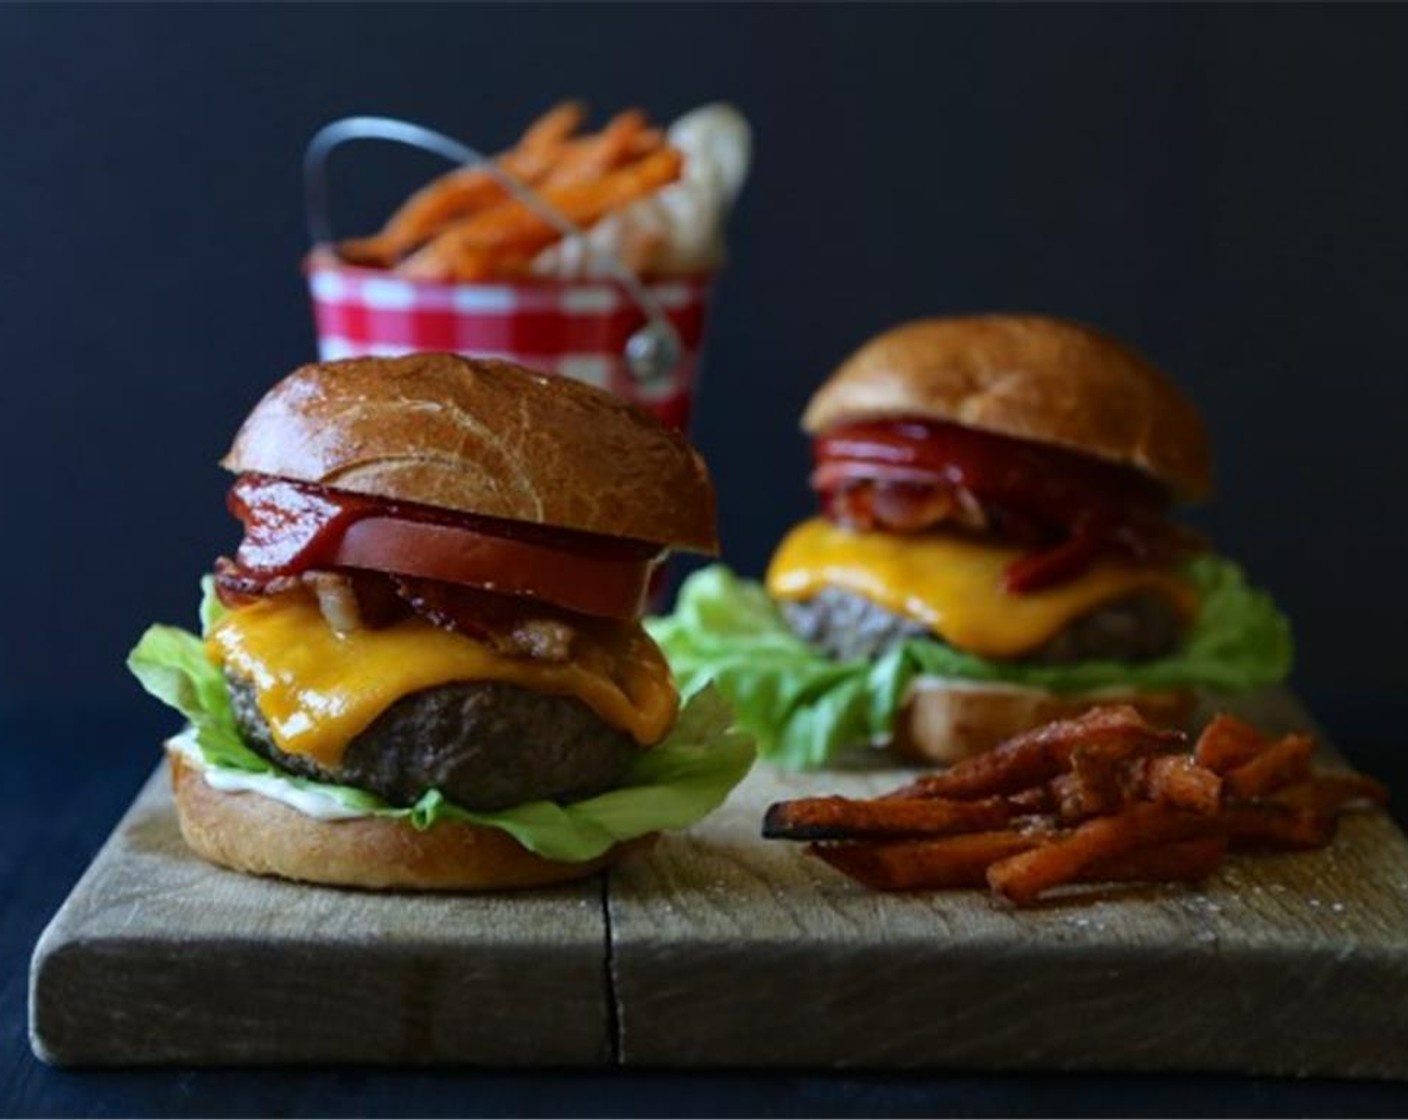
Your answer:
[652,314,1293,767]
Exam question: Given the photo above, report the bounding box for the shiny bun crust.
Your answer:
[222,353,717,553]
[893,680,1198,766]
[803,315,1212,500]
[168,750,652,890]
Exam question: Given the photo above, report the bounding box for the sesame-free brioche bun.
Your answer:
[222,352,718,553]
[892,679,1198,766]
[167,749,652,891]
[802,315,1212,500]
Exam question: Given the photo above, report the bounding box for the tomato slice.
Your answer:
[332,516,654,620]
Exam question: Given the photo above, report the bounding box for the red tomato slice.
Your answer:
[333,516,655,620]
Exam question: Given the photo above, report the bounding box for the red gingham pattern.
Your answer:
[306,257,712,430]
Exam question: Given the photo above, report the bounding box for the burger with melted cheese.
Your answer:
[130,352,753,889]
[650,315,1292,768]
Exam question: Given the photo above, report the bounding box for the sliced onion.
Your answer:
[305,571,363,633]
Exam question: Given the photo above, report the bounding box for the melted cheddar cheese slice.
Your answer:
[767,518,1199,660]
[206,592,678,766]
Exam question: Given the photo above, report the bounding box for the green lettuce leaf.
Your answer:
[127,587,755,862]
[646,556,1293,769]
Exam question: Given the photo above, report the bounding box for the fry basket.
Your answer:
[303,117,715,431]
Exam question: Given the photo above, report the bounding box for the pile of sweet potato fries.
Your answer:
[339,102,681,281]
[763,706,1388,906]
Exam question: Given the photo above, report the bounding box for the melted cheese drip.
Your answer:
[206,593,678,765]
[766,518,1199,660]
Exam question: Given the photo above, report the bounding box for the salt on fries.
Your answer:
[763,706,1388,906]
[338,101,683,281]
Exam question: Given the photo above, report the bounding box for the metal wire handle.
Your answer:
[304,115,683,385]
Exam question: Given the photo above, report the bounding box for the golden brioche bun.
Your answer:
[167,749,652,891]
[892,679,1198,766]
[222,352,717,553]
[803,315,1212,500]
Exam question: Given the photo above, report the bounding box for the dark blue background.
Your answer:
[5,7,1408,1116]
[2,3,1406,719]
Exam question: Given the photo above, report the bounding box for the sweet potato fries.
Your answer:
[764,706,1387,906]
[338,101,682,281]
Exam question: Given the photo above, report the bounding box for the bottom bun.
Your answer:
[892,679,1198,766]
[167,749,653,891]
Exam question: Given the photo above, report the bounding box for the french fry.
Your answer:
[888,706,1185,802]
[1193,713,1268,774]
[1049,772,1089,821]
[517,99,590,155]
[1273,774,1390,813]
[1220,803,1336,851]
[340,101,586,267]
[1222,732,1315,799]
[400,146,684,281]
[765,705,1384,910]
[1062,729,1180,817]
[1065,747,1137,817]
[987,803,1213,905]
[811,831,1041,891]
[815,828,1225,896]
[762,795,1012,842]
[1083,836,1227,885]
[1130,754,1223,815]
[1053,751,1220,823]
[540,109,658,188]
[1006,785,1058,816]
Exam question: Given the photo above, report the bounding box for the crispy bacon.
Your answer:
[811,420,1203,592]
[215,558,605,664]
[819,478,1200,593]
[213,556,304,606]
[215,561,412,627]
[392,576,588,661]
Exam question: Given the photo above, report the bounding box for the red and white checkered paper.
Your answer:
[306,256,712,430]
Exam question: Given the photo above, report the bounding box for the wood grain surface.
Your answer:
[29,769,610,1067]
[608,690,1408,1077]
[29,690,1408,1076]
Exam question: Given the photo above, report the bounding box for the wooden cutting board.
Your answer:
[29,689,1408,1076]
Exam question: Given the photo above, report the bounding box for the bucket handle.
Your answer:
[304,115,682,385]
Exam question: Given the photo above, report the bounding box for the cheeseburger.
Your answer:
[130,353,752,889]
[652,315,1291,767]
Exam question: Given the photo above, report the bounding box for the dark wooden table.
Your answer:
[6,702,1408,1118]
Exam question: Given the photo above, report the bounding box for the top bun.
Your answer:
[802,315,1212,500]
[223,353,718,553]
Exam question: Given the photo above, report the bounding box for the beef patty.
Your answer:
[227,673,640,811]
[780,587,1184,664]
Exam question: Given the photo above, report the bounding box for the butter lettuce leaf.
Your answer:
[645,556,1293,769]
[127,588,755,862]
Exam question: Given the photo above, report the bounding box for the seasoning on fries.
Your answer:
[763,705,1388,906]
